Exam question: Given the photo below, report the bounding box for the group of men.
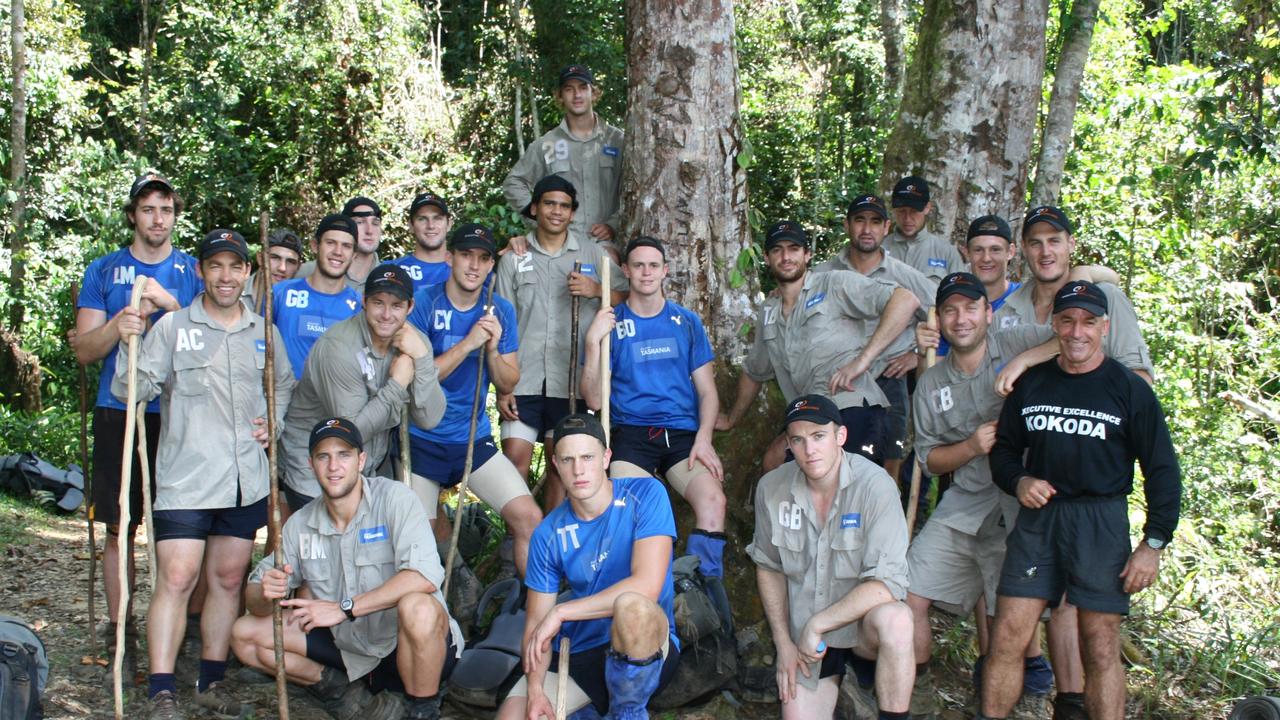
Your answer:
[72,58,1180,720]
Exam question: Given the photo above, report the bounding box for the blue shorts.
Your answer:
[152,497,268,542]
[609,425,696,477]
[409,436,501,488]
[306,624,458,694]
[509,394,585,439]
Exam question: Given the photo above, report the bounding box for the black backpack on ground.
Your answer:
[0,454,84,513]
[650,555,737,709]
[0,615,48,720]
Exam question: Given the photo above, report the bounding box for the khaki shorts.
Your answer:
[505,637,671,714]
[409,452,531,519]
[607,459,710,498]
[907,504,1007,616]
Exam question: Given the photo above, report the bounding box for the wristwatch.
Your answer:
[340,598,356,622]
[1143,537,1166,551]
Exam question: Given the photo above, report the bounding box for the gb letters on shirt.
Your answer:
[931,385,954,413]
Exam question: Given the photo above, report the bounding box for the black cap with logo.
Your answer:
[625,236,666,260]
[764,220,809,250]
[129,171,175,199]
[936,271,988,306]
[966,215,1012,243]
[783,394,843,430]
[1053,280,1108,317]
[1023,205,1073,234]
[364,263,414,301]
[847,194,889,220]
[409,192,450,218]
[315,213,359,241]
[552,413,608,447]
[448,223,497,255]
[198,229,249,262]
[559,64,594,86]
[891,176,930,210]
[309,417,364,452]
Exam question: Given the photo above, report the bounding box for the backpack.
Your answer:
[0,616,47,720]
[0,454,85,513]
[650,555,737,709]
[447,578,526,709]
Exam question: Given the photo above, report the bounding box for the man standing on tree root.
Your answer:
[233,417,462,720]
[76,171,203,680]
[579,235,732,635]
[978,281,1182,720]
[115,229,295,720]
[497,414,681,720]
[718,220,919,472]
[748,395,914,720]
[882,176,965,282]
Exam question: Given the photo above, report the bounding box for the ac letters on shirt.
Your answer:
[175,328,204,352]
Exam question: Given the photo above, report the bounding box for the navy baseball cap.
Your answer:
[936,271,988,306]
[1023,205,1074,234]
[129,171,175,199]
[559,64,594,86]
[625,236,666,260]
[891,176,930,210]
[314,213,358,240]
[364,263,414,301]
[966,215,1012,243]
[198,229,249,262]
[847,194,889,220]
[783,394,843,430]
[268,228,304,256]
[342,196,383,218]
[1053,280,1108,317]
[552,413,608,448]
[523,175,580,219]
[309,417,364,453]
[449,223,497,255]
[409,192,449,217]
[764,220,809,250]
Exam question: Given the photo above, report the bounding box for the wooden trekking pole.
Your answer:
[114,276,147,719]
[905,307,938,533]
[443,279,497,599]
[400,407,412,486]
[71,281,96,658]
[599,260,611,444]
[555,636,571,720]
[133,399,156,593]
[259,212,291,719]
[568,261,582,410]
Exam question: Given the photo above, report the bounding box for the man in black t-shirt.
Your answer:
[977,281,1182,720]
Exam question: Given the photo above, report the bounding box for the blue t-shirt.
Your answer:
[406,282,518,443]
[938,280,1021,357]
[78,247,203,411]
[525,475,679,652]
[394,255,452,294]
[272,277,362,379]
[608,301,714,431]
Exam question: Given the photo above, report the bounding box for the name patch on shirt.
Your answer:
[255,339,266,353]
[603,146,620,157]
[579,263,598,278]
[632,338,678,363]
[840,513,862,529]
[301,315,330,338]
[805,292,826,310]
[359,525,389,544]
[928,258,947,268]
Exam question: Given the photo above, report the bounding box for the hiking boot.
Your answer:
[319,681,375,720]
[1011,691,1050,719]
[359,690,405,720]
[149,690,187,720]
[1052,693,1089,720]
[404,693,443,720]
[909,668,941,718]
[192,680,250,719]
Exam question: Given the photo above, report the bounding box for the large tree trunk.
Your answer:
[9,0,27,335]
[880,0,907,108]
[882,0,1049,243]
[1030,0,1101,207]
[623,0,778,628]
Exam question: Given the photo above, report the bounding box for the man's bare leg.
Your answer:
[396,592,450,698]
[857,601,915,713]
[981,596,1047,717]
[1078,608,1125,720]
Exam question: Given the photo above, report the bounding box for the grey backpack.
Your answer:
[0,615,47,719]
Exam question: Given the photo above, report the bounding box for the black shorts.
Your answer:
[785,402,887,466]
[306,624,459,694]
[609,426,695,477]
[997,496,1131,614]
[874,374,909,461]
[409,436,501,488]
[152,497,268,542]
[282,483,315,513]
[90,407,161,529]
[550,641,681,715]
[511,394,584,439]
[818,647,855,680]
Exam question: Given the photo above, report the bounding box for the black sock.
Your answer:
[1057,691,1085,706]
[148,673,177,699]
[406,693,442,715]
[916,660,931,676]
[197,659,227,692]
[879,711,910,720]
[850,653,877,687]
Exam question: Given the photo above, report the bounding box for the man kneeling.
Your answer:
[748,394,914,720]
[498,414,681,720]
[233,417,462,720]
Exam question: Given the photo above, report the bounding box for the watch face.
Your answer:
[1145,538,1165,550]
[341,599,353,611]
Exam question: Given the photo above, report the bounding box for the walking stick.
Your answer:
[555,636,571,720]
[133,399,156,593]
[443,278,497,599]
[71,281,96,659]
[599,260,611,444]
[400,407,411,486]
[260,213,291,719]
[114,277,147,720]
[904,307,938,534]
[570,260,586,412]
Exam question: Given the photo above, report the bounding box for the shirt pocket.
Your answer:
[301,557,332,592]
[172,351,212,396]
[830,528,866,580]
[771,524,809,580]
[355,541,396,590]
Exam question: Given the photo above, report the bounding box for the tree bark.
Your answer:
[9,0,27,335]
[880,0,906,107]
[881,0,1049,244]
[1030,0,1100,207]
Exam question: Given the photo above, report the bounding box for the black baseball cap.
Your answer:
[936,271,988,306]
[129,171,175,199]
[449,223,497,255]
[846,194,889,220]
[523,175,579,219]
[342,196,383,218]
[309,417,364,453]
[764,220,809,250]
[559,64,594,86]
[783,394,843,430]
[1053,280,1108,317]
[552,413,608,448]
[966,215,1012,243]
[267,228,304,256]
[625,236,666,260]
[315,213,358,241]
[409,192,450,217]
[891,176,930,210]
[1023,205,1074,234]
[198,229,249,262]
[364,263,414,301]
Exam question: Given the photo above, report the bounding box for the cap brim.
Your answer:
[1024,217,1069,233]
[938,287,986,305]
[783,411,841,430]
[765,233,808,249]
[1053,299,1107,316]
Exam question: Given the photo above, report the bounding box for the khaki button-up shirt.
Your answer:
[883,229,965,282]
[281,313,446,499]
[494,233,625,398]
[113,296,295,511]
[503,117,625,240]
[743,271,898,408]
[747,451,909,687]
[249,475,462,680]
